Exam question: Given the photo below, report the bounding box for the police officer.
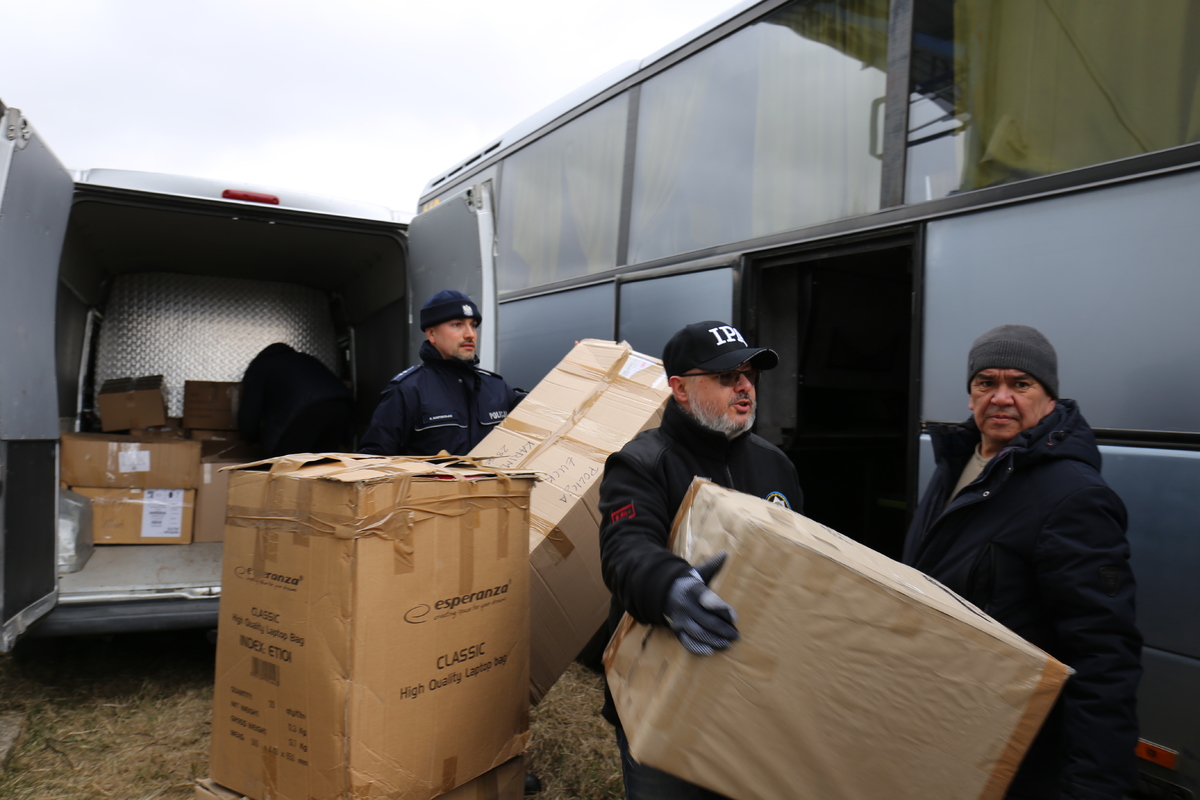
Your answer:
[358,290,524,457]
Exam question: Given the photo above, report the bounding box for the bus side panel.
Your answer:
[921,168,1200,434]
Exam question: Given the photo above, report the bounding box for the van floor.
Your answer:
[58,543,222,596]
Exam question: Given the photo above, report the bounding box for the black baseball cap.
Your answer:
[662,320,779,378]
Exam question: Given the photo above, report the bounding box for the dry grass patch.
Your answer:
[0,629,214,800]
[527,661,623,800]
[0,630,620,799]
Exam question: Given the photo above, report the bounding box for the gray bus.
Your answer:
[411,1,1200,797]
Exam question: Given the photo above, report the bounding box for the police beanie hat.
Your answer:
[967,323,1059,398]
[420,290,481,330]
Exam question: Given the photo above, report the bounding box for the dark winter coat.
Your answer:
[358,340,524,457]
[238,343,353,456]
[903,399,1141,800]
[597,398,803,725]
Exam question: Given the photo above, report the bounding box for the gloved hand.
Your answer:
[663,551,738,656]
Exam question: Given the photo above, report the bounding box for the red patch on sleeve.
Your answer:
[610,503,636,524]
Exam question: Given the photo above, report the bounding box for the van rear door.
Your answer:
[405,182,496,370]
[0,104,74,649]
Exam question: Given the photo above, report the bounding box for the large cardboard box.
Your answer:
[60,433,201,490]
[605,480,1071,800]
[72,487,195,544]
[210,454,536,800]
[194,757,526,800]
[469,339,670,703]
[193,458,243,543]
[184,380,241,430]
[96,375,167,431]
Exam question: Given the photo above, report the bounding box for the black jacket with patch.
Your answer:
[597,398,802,725]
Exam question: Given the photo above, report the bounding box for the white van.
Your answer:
[0,101,495,648]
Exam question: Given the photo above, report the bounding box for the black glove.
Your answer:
[663,551,738,656]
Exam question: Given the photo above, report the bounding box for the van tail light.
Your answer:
[222,189,280,205]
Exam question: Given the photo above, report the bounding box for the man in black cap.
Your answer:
[359,289,524,456]
[903,323,1141,800]
[597,320,802,799]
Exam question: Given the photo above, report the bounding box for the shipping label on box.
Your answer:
[72,487,195,544]
[210,454,536,800]
[605,480,1071,800]
[97,375,168,432]
[61,433,201,490]
[184,381,241,431]
[469,339,670,703]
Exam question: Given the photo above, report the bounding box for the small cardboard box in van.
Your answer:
[72,487,194,544]
[60,433,201,490]
[183,381,241,431]
[96,375,168,431]
[210,454,536,800]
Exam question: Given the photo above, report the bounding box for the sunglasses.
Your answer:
[683,368,760,387]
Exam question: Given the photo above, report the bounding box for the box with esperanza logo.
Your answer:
[209,454,537,800]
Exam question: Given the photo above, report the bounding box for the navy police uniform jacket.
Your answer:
[358,341,524,457]
[597,398,803,725]
[903,399,1141,800]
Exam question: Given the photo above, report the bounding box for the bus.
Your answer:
[409,1,1200,796]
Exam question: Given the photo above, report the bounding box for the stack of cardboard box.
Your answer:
[208,454,537,800]
[469,339,671,702]
[61,433,201,544]
[66,376,258,547]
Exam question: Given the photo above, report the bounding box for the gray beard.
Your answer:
[689,395,755,440]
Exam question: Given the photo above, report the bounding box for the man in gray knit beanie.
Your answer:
[903,322,1141,799]
[967,323,1058,399]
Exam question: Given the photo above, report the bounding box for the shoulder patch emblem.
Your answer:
[765,492,791,509]
[611,503,636,524]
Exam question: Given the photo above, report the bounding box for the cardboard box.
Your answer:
[96,375,167,431]
[61,433,201,490]
[191,429,260,461]
[193,458,243,543]
[71,487,194,544]
[210,454,537,800]
[194,757,526,800]
[131,418,187,440]
[469,339,671,703]
[605,480,1071,800]
[184,381,241,430]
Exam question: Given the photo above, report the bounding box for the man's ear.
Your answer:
[669,375,689,406]
[425,328,435,344]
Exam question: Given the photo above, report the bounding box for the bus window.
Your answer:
[907,0,1200,201]
[628,0,889,265]
[497,283,616,391]
[617,267,734,359]
[495,95,628,292]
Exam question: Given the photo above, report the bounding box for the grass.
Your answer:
[0,629,621,799]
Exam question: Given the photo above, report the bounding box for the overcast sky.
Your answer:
[7,0,738,215]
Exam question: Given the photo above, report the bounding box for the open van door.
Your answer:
[0,103,74,650]
[405,181,496,371]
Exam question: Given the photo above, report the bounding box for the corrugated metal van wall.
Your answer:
[94,273,340,417]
